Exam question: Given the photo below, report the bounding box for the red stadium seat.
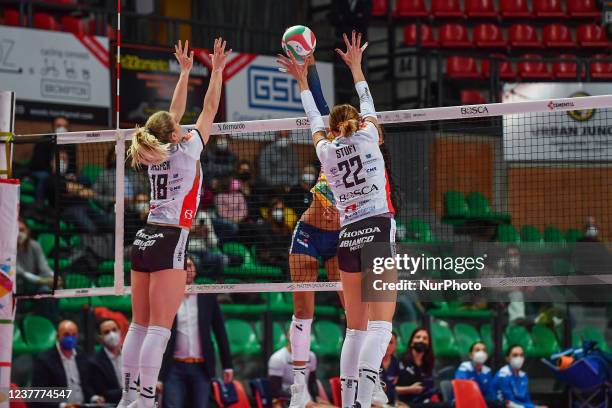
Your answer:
[61,16,88,35]
[590,54,612,79]
[3,9,23,26]
[465,0,497,18]
[446,56,481,78]
[481,54,516,79]
[453,379,487,408]
[508,24,541,48]
[460,90,486,105]
[328,377,341,407]
[552,54,580,79]
[404,24,438,48]
[439,24,472,48]
[372,0,389,16]
[576,24,609,48]
[473,24,506,48]
[542,24,575,48]
[568,0,601,18]
[212,380,251,408]
[395,0,429,17]
[33,13,59,31]
[500,0,531,18]
[431,0,463,17]
[533,0,566,18]
[518,54,551,79]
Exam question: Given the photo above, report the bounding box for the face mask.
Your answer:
[412,341,428,353]
[472,350,488,365]
[276,138,290,148]
[103,331,120,348]
[302,173,316,185]
[59,160,68,175]
[510,356,524,370]
[238,172,251,181]
[271,208,284,223]
[217,139,229,150]
[59,335,77,351]
[135,202,149,214]
[18,232,27,244]
[585,226,598,238]
[55,126,68,134]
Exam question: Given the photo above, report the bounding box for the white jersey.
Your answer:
[147,129,203,228]
[315,121,394,226]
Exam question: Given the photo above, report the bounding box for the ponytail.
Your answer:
[338,119,359,137]
[127,126,170,168]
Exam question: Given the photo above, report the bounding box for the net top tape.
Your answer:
[18,94,612,145]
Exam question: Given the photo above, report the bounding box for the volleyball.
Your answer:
[282,25,317,61]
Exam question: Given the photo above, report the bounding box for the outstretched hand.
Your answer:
[174,40,194,74]
[335,31,367,71]
[210,37,232,73]
[277,52,309,90]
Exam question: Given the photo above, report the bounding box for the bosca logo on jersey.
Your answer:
[460,105,489,116]
[338,184,379,202]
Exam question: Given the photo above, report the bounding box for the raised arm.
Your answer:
[169,40,194,123]
[195,38,231,145]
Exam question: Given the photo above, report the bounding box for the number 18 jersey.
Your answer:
[147,128,203,228]
[315,122,395,226]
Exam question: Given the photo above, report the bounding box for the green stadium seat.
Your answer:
[531,324,560,358]
[37,233,56,257]
[565,228,583,243]
[443,190,468,223]
[454,323,482,357]
[20,194,35,205]
[573,326,610,352]
[194,276,215,284]
[497,224,520,243]
[311,320,343,356]
[480,323,494,352]
[551,258,575,275]
[12,325,31,355]
[25,218,51,233]
[225,319,261,356]
[23,315,56,353]
[81,164,103,185]
[399,321,419,343]
[466,192,511,223]
[223,242,283,278]
[406,218,434,242]
[429,302,493,319]
[20,179,35,194]
[432,322,460,358]
[504,325,534,357]
[544,226,565,243]
[59,274,93,311]
[254,321,287,351]
[520,225,543,243]
[395,331,407,355]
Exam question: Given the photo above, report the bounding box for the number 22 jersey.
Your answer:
[147,128,203,228]
[315,121,395,226]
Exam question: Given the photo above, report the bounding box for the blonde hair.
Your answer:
[329,104,360,137]
[128,111,175,167]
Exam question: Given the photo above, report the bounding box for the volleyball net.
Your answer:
[11,94,612,301]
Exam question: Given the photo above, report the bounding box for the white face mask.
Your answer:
[585,226,598,238]
[55,126,68,134]
[472,350,488,365]
[302,173,316,185]
[103,331,120,348]
[271,208,284,222]
[18,232,27,244]
[59,160,68,175]
[135,202,149,214]
[216,139,229,151]
[510,356,524,370]
[276,138,290,148]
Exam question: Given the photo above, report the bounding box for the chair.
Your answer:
[508,24,541,48]
[225,319,261,356]
[465,0,497,18]
[3,9,23,26]
[532,324,560,358]
[517,54,551,79]
[395,0,429,17]
[460,90,486,105]
[499,0,531,18]
[250,378,272,408]
[403,24,438,48]
[552,55,579,79]
[480,323,494,352]
[212,380,251,408]
[12,325,31,355]
[406,218,434,242]
[452,379,487,408]
[533,0,566,18]
[543,24,575,48]
[497,224,520,243]
[504,325,534,357]
[473,24,506,48]
[577,24,609,48]
[254,321,286,351]
[60,274,93,311]
[23,315,56,353]
[565,228,583,243]
[590,54,612,80]
[81,164,103,185]
[454,323,481,358]
[61,16,88,35]
[568,0,601,18]
[446,56,480,78]
[481,55,517,79]
[33,13,60,31]
[311,320,343,356]
[520,225,543,243]
[432,321,460,358]
[544,226,565,243]
[328,377,341,407]
[399,321,418,343]
[439,24,472,48]
[431,0,463,17]
[466,191,511,222]
[443,190,469,221]
[372,0,389,16]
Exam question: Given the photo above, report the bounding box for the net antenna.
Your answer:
[0,91,15,178]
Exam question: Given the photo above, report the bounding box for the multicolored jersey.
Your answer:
[147,128,203,228]
[310,173,335,208]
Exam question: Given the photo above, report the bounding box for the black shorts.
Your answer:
[337,216,396,273]
[130,224,189,272]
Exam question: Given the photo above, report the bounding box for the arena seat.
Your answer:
[520,225,543,243]
[23,315,56,354]
[465,0,497,18]
[443,190,469,223]
[508,24,542,48]
[573,326,610,352]
[212,380,251,408]
[328,377,341,407]
[533,0,566,18]
[577,24,610,48]
[81,164,103,185]
[568,0,601,18]
[431,0,463,17]
[542,24,575,48]
[552,258,575,275]
[532,324,560,358]
[249,378,272,408]
[590,54,612,80]
[33,13,60,31]
[3,9,23,26]
[225,319,261,356]
[395,0,429,17]
[446,56,480,78]
[517,54,551,79]
[432,321,460,358]
[466,191,511,223]
[311,320,343,356]
[504,325,535,357]
[481,55,517,79]
[403,24,438,48]
[12,325,31,355]
[565,228,583,242]
[406,217,434,242]
[372,0,389,16]
[61,16,88,35]
[544,226,566,243]
[454,323,481,358]
[499,0,531,18]
[254,321,286,351]
[472,23,506,48]
[439,24,472,48]
[59,274,94,311]
[460,89,486,105]
[497,224,520,243]
[480,324,494,352]
[399,321,418,342]
[452,379,487,408]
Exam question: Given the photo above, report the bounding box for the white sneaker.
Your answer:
[371,375,388,406]
[288,384,310,408]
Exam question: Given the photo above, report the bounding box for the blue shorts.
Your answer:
[289,221,339,261]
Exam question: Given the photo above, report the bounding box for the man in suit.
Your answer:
[159,256,234,408]
[89,319,123,404]
[31,320,101,407]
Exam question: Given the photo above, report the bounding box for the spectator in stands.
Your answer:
[330,0,372,44]
[203,134,237,185]
[258,130,299,189]
[29,116,77,203]
[455,342,500,407]
[32,320,103,407]
[213,178,248,244]
[16,218,54,291]
[284,164,318,216]
[254,197,293,272]
[188,210,230,280]
[396,327,442,406]
[493,345,548,408]
[578,216,601,242]
[44,148,113,233]
[379,332,403,407]
[497,245,529,324]
[90,319,123,404]
[236,159,265,221]
[159,256,234,408]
